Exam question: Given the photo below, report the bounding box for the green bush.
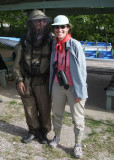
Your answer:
[0,10,114,43]
[68,14,114,43]
[0,10,27,37]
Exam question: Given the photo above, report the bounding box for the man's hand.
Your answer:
[18,82,26,95]
[75,97,81,103]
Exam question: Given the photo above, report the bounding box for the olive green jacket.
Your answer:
[13,33,54,84]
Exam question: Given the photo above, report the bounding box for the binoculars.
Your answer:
[53,61,69,90]
[31,62,40,76]
[57,70,69,90]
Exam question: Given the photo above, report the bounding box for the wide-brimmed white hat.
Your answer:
[52,15,69,25]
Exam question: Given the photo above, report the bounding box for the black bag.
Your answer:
[0,54,9,76]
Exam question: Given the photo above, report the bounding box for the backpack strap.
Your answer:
[20,34,27,51]
[48,32,53,53]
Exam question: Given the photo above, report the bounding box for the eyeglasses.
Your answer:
[32,19,48,23]
[54,25,67,29]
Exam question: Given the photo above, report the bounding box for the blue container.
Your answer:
[96,51,113,59]
[104,51,113,59]
[85,50,113,59]
[80,41,84,45]
[81,41,112,47]
[89,55,96,58]
[103,57,112,59]
[97,42,111,46]
[86,42,96,46]
[97,51,106,58]
[85,50,96,58]
[97,52,104,58]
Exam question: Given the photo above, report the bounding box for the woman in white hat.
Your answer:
[49,15,88,159]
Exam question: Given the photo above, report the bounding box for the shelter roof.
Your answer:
[0,0,114,15]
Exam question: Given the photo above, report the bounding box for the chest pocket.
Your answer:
[32,43,51,76]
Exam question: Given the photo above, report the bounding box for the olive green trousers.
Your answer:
[17,76,51,135]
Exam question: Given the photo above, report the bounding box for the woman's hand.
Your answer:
[18,82,26,95]
[75,97,81,103]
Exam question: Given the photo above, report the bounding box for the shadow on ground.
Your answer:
[0,79,21,101]
[0,120,27,137]
[86,73,114,110]
[0,73,114,111]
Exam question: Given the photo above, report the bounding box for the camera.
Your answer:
[57,70,69,90]
[31,62,40,76]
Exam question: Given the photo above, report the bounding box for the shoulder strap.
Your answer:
[48,33,53,53]
[20,34,27,51]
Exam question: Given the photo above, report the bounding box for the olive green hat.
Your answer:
[28,9,48,20]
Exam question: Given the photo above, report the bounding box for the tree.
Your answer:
[0,11,113,43]
[68,14,114,43]
[0,10,27,37]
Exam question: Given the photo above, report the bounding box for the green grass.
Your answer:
[0,114,14,122]
[18,102,23,106]
[85,116,103,128]
[83,116,114,159]
[0,101,25,122]
[9,100,17,105]
[63,112,72,126]
[61,113,114,159]
[12,136,21,143]
[106,126,114,136]
[43,144,67,160]
[0,101,114,160]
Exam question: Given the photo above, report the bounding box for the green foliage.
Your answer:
[0,10,27,37]
[85,117,103,129]
[68,14,114,43]
[0,11,114,43]
[9,100,17,105]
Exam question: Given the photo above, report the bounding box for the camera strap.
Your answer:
[50,43,68,93]
[56,43,67,73]
[64,43,68,73]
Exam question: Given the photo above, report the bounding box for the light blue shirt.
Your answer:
[49,37,88,99]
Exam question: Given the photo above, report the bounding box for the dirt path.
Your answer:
[0,76,114,160]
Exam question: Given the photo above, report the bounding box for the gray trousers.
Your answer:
[17,76,51,135]
[52,82,86,144]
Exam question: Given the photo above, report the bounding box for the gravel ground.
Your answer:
[0,99,113,160]
[0,75,114,160]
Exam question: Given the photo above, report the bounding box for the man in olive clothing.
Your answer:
[14,10,53,144]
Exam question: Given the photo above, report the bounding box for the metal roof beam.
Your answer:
[0,0,114,11]
[46,8,114,16]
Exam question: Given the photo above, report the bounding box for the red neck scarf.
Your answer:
[56,34,71,54]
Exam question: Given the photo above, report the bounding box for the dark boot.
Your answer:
[21,132,35,143]
[39,131,48,144]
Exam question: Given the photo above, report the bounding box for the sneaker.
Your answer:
[74,144,82,159]
[49,136,60,148]
[21,132,35,143]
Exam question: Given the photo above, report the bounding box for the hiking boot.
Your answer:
[39,131,48,144]
[74,144,82,159]
[21,132,35,143]
[49,136,60,148]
